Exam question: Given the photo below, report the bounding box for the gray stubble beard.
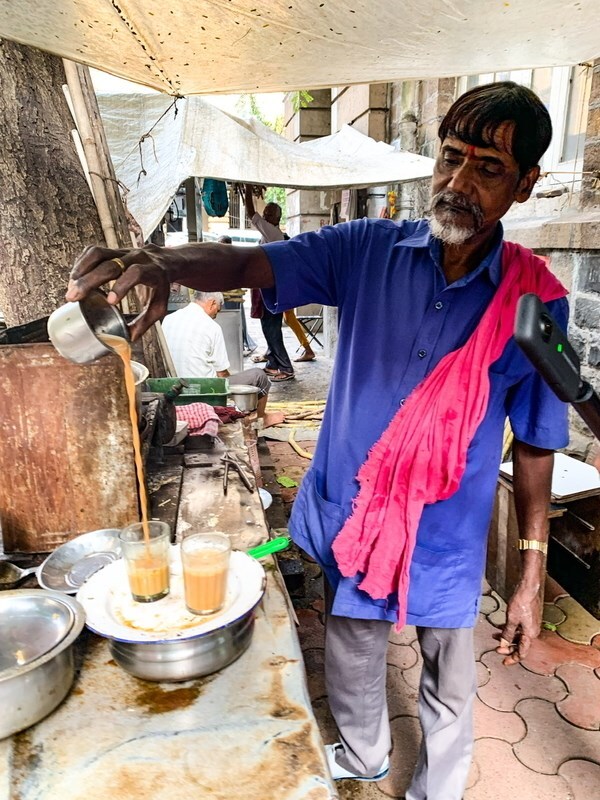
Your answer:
[427,191,485,245]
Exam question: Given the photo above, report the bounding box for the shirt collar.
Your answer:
[397,219,504,287]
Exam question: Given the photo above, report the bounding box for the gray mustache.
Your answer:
[429,191,484,226]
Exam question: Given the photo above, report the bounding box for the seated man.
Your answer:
[162,290,281,424]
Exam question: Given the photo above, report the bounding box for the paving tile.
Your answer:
[295,606,325,650]
[301,646,327,702]
[473,614,502,660]
[389,624,418,647]
[487,590,507,628]
[465,738,571,799]
[522,629,600,677]
[338,781,389,800]
[401,648,424,691]
[376,715,421,800]
[387,665,419,719]
[477,652,567,712]
[479,594,498,616]
[481,577,492,595]
[555,596,600,645]
[311,695,338,745]
[476,660,491,688]
[473,695,526,743]
[310,596,325,614]
[544,574,570,604]
[514,698,600,773]
[555,663,600,730]
[558,759,600,800]
[386,641,419,671]
[543,602,567,627]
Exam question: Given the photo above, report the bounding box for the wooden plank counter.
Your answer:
[0,422,335,800]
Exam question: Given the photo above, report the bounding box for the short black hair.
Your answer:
[218,235,232,244]
[438,81,552,175]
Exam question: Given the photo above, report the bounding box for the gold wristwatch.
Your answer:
[517,539,548,555]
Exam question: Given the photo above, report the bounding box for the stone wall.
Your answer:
[388,78,457,219]
[283,89,332,237]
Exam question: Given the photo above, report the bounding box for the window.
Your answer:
[228,188,241,229]
[457,64,593,188]
[561,65,593,163]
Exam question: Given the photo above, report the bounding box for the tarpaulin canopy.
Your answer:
[98,93,434,237]
[1,1,599,96]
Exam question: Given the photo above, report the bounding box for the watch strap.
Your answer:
[518,538,548,555]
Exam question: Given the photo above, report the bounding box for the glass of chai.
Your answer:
[180,532,231,615]
[119,521,171,603]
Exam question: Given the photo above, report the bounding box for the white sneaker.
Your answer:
[325,743,390,782]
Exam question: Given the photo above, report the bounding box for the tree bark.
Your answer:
[0,40,105,327]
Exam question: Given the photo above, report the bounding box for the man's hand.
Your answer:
[66,244,173,340]
[496,577,542,666]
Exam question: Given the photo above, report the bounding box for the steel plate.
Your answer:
[37,529,122,594]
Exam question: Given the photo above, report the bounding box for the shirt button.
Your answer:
[434,301,443,310]
[399,398,406,406]
[418,349,427,358]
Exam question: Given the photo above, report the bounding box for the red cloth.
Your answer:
[331,242,568,627]
[175,403,220,437]
[250,288,264,319]
[213,406,247,423]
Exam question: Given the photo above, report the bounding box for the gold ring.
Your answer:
[110,257,127,274]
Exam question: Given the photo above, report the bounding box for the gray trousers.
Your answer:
[325,605,476,799]
[228,367,270,396]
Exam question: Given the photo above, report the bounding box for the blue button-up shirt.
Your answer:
[262,218,569,628]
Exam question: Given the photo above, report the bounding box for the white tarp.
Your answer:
[1,1,599,96]
[98,93,435,237]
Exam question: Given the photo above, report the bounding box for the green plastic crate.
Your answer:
[146,377,229,406]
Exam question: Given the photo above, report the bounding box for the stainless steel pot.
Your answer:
[228,384,259,412]
[47,289,130,364]
[109,609,256,682]
[0,590,86,739]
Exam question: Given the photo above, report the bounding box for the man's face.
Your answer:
[208,299,221,319]
[429,122,539,245]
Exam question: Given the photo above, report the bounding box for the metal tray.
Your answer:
[37,529,122,594]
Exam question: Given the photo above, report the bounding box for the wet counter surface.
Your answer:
[0,422,335,800]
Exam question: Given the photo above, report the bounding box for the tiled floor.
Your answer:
[248,312,600,799]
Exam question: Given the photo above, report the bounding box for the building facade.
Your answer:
[284,67,600,455]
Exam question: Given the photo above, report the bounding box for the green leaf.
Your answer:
[276,475,298,488]
[542,622,558,632]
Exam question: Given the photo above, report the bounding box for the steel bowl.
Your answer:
[109,608,257,682]
[47,289,130,364]
[228,384,259,412]
[37,529,122,594]
[0,590,85,739]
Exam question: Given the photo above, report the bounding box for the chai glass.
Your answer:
[181,532,231,615]
[119,521,171,602]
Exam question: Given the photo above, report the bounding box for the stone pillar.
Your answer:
[283,89,332,236]
[580,59,600,209]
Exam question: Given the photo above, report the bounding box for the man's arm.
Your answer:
[243,184,256,218]
[497,439,554,666]
[66,242,274,341]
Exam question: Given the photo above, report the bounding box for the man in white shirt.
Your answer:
[162,290,274,418]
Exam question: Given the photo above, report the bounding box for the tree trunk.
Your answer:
[0,40,105,327]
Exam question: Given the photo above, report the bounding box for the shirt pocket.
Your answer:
[407,544,469,620]
[300,469,347,568]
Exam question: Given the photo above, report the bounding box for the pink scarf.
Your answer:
[331,242,567,626]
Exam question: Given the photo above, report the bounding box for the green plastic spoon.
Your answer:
[247,536,291,560]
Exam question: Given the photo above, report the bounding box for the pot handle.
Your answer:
[247,536,291,560]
